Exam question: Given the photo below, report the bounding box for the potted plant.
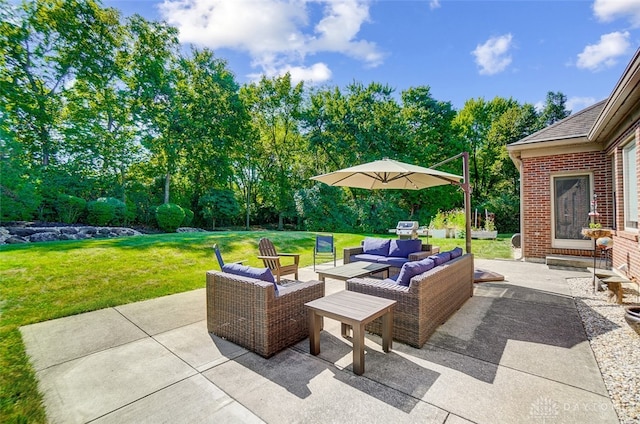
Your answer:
[428,211,447,239]
[471,212,498,240]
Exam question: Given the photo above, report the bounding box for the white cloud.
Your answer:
[472,34,514,75]
[593,0,640,27]
[429,0,441,10]
[282,62,332,85]
[566,96,598,113]
[158,0,383,82]
[576,31,631,71]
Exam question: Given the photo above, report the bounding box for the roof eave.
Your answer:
[589,48,640,142]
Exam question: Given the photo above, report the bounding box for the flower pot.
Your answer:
[624,307,640,336]
[471,230,498,240]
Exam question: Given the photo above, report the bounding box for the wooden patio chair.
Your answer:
[258,238,299,282]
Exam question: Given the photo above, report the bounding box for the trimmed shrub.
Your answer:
[87,200,116,226]
[182,208,194,227]
[98,197,127,225]
[155,203,185,232]
[55,194,86,224]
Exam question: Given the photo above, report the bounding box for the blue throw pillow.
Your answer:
[396,258,435,287]
[388,239,422,258]
[428,251,451,266]
[362,237,391,256]
[450,247,463,259]
[222,263,278,293]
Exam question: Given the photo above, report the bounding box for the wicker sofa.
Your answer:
[345,253,473,348]
[206,270,325,357]
[343,237,440,275]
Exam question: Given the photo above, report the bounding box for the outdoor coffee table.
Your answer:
[316,261,390,283]
[305,290,396,375]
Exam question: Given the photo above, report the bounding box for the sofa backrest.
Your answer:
[407,253,472,290]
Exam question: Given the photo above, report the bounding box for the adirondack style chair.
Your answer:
[212,244,245,269]
[257,238,300,282]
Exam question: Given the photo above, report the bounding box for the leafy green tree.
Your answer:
[538,91,571,127]
[172,48,250,204]
[1,0,121,168]
[125,15,180,205]
[240,73,305,230]
[198,189,240,229]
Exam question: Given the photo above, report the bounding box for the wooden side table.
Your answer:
[305,291,396,375]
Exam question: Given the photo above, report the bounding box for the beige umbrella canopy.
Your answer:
[310,158,462,190]
[311,155,473,253]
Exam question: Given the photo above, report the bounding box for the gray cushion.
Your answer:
[396,258,435,287]
[222,263,278,293]
[362,237,391,256]
[388,239,422,258]
[450,247,463,258]
[428,251,451,266]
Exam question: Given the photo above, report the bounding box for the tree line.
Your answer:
[0,0,570,234]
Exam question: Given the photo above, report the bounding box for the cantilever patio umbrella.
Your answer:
[310,154,473,253]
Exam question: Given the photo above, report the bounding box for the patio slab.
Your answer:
[35,337,196,423]
[115,288,206,335]
[20,308,147,371]
[20,259,619,424]
[92,374,264,424]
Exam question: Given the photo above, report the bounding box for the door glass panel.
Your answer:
[554,175,590,240]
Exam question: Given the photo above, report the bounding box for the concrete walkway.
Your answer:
[20,259,620,423]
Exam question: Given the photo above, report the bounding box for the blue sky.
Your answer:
[103,0,640,112]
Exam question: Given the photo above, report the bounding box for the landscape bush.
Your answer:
[55,194,86,224]
[87,200,116,226]
[182,208,194,226]
[97,197,127,225]
[155,203,185,232]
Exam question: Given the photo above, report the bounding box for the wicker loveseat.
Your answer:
[345,253,473,348]
[206,270,325,357]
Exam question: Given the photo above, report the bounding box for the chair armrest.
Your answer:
[275,279,325,299]
[408,251,431,261]
[257,255,281,261]
[278,253,300,264]
[343,246,363,264]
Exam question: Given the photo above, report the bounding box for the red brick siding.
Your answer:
[521,151,613,260]
[610,125,640,280]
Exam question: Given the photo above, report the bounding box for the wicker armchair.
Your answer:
[346,253,473,348]
[206,270,325,357]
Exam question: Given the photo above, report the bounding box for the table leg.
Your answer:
[352,323,365,375]
[309,311,321,355]
[341,323,351,338]
[382,310,393,353]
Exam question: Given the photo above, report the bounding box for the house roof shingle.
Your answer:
[508,99,607,147]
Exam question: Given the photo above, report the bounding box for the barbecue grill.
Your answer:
[396,221,419,240]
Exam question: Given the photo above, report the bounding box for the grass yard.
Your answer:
[0,230,513,422]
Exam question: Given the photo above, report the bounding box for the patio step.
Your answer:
[546,255,606,270]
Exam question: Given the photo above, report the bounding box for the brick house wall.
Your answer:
[609,125,640,280]
[521,150,613,260]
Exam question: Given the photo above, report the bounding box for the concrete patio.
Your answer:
[20,259,620,423]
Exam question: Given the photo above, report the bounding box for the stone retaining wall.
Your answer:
[0,226,143,245]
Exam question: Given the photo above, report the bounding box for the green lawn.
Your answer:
[0,230,513,422]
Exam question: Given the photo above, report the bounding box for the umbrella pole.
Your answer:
[462,152,472,254]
